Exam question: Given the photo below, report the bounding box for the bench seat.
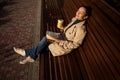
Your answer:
[39,0,120,80]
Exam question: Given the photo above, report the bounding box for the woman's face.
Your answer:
[75,7,88,20]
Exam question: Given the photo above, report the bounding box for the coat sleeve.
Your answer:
[73,25,87,46]
[59,26,87,49]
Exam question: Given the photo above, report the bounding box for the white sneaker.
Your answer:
[13,47,26,57]
[19,56,35,64]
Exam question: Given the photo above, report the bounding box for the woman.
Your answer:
[13,6,91,64]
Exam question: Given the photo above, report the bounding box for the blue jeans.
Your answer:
[25,36,49,60]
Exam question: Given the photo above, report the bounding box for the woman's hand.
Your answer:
[57,26,64,30]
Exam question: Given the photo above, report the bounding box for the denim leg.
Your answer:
[25,36,49,60]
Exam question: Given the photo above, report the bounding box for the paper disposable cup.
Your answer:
[57,19,64,29]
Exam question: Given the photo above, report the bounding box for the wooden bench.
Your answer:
[39,0,120,80]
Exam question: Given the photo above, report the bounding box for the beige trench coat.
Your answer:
[48,18,87,56]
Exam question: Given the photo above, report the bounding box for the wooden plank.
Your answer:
[75,50,89,80]
[79,48,95,80]
[87,25,115,79]
[94,0,120,27]
[89,18,120,75]
[83,42,104,80]
[40,0,120,80]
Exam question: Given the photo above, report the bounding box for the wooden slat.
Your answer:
[89,18,120,75]
[40,0,120,80]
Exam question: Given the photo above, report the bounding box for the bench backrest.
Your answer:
[40,0,120,80]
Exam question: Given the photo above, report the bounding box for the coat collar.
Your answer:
[75,20,86,27]
[65,19,85,28]
[64,19,86,32]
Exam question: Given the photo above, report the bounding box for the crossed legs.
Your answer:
[13,36,49,64]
